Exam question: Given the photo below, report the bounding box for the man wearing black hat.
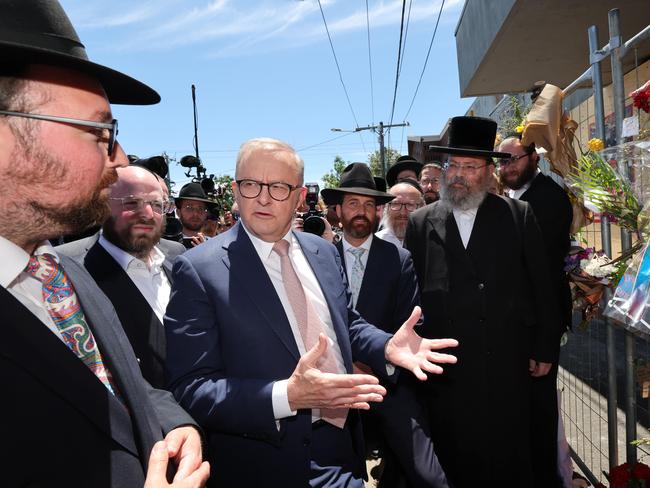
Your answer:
[324,163,450,488]
[404,116,560,487]
[386,155,423,188]
[176,182,213,248]
[0,1,208,486]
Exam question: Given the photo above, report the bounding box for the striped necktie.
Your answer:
[347,247,366,307]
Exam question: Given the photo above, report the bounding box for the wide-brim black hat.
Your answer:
[386,156,423,187]
[175,182,214,204]
[0,0,159,105]
[131,156,168,179]
[429,116,510,159]
[320,163,395,205]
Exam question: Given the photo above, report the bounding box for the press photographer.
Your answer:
[294,182,337,243]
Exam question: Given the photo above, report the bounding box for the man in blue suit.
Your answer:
[165,138,458,488]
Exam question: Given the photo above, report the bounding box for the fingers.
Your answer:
[300,333,329,367]
[403,306,422,331]
[426,351,458,364]
[529,359,536,373]
[181,461,211,488]
[426,338,459,350]
[144,441,169,488]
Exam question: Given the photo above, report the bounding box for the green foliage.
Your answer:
[322,155,348,189]
[368,147,400,177]
[211,174,235,210]
[500,96,529,136]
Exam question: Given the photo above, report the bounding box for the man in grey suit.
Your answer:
[0,1,209,486]
[58,165,186,388]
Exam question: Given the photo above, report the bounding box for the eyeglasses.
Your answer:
[388,202,421,212]
[236,179,298,201]
[443,162,489,173]
[419,178,439,186]
[0,110,118,157]
[499,153,531,167]
[180,204,208,214]
[110,197,168,215]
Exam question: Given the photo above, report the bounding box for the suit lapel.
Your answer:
[519,172,544,202]
[295,232,353,372]
[0,282,141,457]
[427,204,477,276]
[222,225,300,361]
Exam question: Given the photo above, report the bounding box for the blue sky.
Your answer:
[61,0,472,192]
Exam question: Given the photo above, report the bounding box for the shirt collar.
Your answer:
[452,207,478,218]
[508,168,541,198]
[0,236,58,288]
[241,222,294,262]
[342,233,373,253]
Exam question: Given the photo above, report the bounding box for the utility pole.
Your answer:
[332,121,409,179]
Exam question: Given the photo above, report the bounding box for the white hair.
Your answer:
[235,137,304,184]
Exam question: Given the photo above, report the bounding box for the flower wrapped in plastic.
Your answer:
[594,461,650,487]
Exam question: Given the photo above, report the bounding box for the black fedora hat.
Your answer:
[373,176,387,193]
[131,156,168,179]
[175,182,214,205]
[429,116,510,159]
[386,155,423,187]
[0,0,159,105]
[320,163,395,205]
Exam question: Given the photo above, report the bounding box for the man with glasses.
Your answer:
[324,163,449,488]
[0,1,208,486]
[498,135,573,488]
[58,165,185,389]
[404,117,560,487]
[175,182,213,248]
[377,178,425,247]
[419,162,443,204]
[165,138,458,487]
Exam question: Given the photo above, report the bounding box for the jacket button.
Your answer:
[478,283,485,290]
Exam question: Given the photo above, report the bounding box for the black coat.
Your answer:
[404,194,560,487]
[0,255,196,487]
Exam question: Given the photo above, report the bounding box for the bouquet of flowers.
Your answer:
[565,247,617,328]
[595,461,650,487]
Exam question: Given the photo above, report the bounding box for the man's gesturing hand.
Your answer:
[384,306,458,381]
[287,334,386,411]
[144,441,210,488]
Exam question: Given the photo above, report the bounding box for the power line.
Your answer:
[402,0,446,121]
[297,131,355,152]
[387,0,407,149]
[397,0,413,81]
[316,0,366,152]
[365,0,375,132]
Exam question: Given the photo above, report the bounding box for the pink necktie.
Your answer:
[273,239,348,428]
[25,253,121,399]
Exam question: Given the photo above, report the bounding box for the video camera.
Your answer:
[298,182,326,236]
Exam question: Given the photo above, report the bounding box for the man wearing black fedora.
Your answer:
[386,155,423,188]
[176,182,214,248]
[0,1,208,486]
[322,163,450,488]
[404,116,560,487]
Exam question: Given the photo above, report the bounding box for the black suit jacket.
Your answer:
[0,255,196,487]
[520,173,573,332]
[58,235,185,388]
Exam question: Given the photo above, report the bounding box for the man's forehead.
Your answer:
[448,155,486,164]
[342,193,375,203]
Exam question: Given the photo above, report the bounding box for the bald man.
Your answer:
[58,166,185,388]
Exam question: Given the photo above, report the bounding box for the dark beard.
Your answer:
[344,216,373,240]
[103,217,163,259]
[440,174,488,211]
[502,162,537,190]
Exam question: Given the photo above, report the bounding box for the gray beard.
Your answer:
[440,176,488,211]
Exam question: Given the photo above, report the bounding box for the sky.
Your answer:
[61,0,473,192]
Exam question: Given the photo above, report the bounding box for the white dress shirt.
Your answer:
[340,234,373,281]
[0,236,65,341]
[98,235,171,325]
[452,208,478,248]
[508,169,541,200]
[241,224,346,421]
[376,227,402,248]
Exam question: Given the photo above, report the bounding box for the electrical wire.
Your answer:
[297,131,355,152]
[365,0,375,131]
[316,0,366,152]
[402,0,446,121]
[397,0,413,81]
[387,0,408,149]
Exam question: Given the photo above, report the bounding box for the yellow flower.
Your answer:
[587,138,605,152]
[515,125,525,134]
[494,133,503,148]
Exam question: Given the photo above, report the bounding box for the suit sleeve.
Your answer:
[521,203,562,363]
[394,249,422,329]
[165,254,280,442]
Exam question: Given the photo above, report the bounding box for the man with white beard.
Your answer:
[403,116,561,488]
[376,179,425,247]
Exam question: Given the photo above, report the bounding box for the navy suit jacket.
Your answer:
[165,223,393,487]
[0,254,196,487]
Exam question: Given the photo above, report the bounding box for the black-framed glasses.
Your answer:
[499,152,531,167]
[443,162,489,173]
[110,197,168,215]
[388,201,421,212]
[0,110,118,157]
[236,179,299,201]
[419,177,439,186]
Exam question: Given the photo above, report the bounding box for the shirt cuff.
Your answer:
[272,379,297,420]
[386,363,396,376]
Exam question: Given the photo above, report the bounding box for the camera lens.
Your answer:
[303,215,325,236]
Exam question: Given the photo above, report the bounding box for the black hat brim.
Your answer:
[174,196,215,204]
[3,45,160,105]
[428,145,510,159]
[386,161,422,187]
[321,186,395,205]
